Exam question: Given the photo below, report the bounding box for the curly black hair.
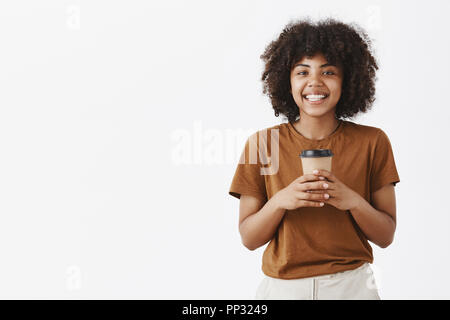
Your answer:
[260,17,378,122]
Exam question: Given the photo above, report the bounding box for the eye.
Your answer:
[296,71,307,75]
[323,71,335,75]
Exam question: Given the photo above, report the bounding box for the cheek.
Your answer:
[328,82,342,98]
[290,79,304,94]
[331,88,341,99]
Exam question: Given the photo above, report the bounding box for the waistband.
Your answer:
[266,263,370,282]
[312,262,370,280]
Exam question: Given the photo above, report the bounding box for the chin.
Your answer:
[301,108,335,118]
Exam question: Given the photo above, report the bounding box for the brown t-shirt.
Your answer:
[229,120,400,279]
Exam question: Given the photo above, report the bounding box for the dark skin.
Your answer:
[239,52,396,250]
[289,52,343,140]
[289,53,397,248]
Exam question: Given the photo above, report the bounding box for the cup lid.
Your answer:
[299,149,333,158]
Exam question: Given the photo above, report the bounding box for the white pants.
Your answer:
[255,263,381,300]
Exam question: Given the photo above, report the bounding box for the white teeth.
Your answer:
[306,94,326,99]
[305,94,327,101]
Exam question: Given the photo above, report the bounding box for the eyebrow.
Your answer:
[294,63,336,68]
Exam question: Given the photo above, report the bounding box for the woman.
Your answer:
[228,18,400,300]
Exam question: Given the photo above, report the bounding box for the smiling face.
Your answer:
[290,52,343,119]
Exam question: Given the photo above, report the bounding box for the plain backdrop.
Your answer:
[0,0,449,299]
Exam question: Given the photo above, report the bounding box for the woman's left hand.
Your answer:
[310,169,362,211]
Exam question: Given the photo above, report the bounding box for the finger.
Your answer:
[299,199,325,208]
[299,191,330,201]
[315,180,334,190]
[306,190,326,194]
[313,169,335,182]
[296,174,323,183]
[311,188,334,197]
[301,180,331,191]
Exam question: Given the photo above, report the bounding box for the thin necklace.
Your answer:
[330,120,342,135]
[295,119,342,139]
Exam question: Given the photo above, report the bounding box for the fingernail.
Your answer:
[319,177,325,180]
[323,183,328,188]
[313,170,319,174]
[324,194,329,199]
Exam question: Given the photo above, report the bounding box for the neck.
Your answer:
[292,115,340,140]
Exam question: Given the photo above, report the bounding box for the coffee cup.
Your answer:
[299,149,333,175]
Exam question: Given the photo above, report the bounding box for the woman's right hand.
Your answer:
[272,174,330,210]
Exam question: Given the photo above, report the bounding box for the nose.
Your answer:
[307,74,324,87]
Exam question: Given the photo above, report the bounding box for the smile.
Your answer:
[303,94,329,104]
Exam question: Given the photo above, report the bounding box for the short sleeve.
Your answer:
[370,129,400,193]
[228,133,267,200]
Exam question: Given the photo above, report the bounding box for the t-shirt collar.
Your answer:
[287,119,345,144]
